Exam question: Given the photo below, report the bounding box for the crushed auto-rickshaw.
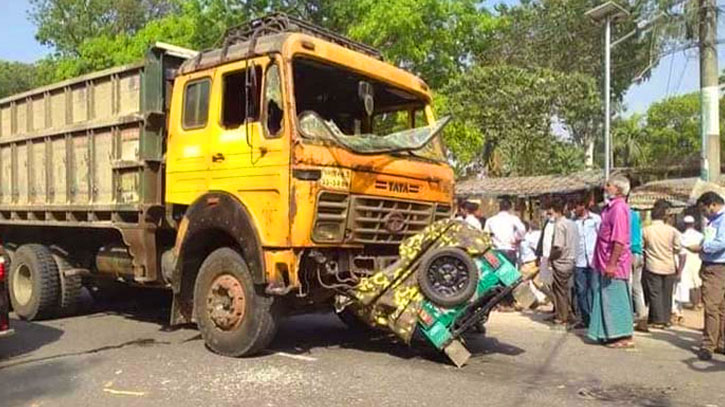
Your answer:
[336,219,523,367]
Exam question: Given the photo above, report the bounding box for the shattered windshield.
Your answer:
[293,57,447,159]
[299,112,449,155]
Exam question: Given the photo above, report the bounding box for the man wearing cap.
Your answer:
[680,215,703,310]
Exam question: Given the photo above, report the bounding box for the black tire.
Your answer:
[417,247,478,308]
[52,253,82,314]
[8,244,61,320]
[194,248,277,357]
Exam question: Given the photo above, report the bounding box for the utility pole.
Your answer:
[586,2,629,179]
[605,17,613,178]
[700,0,720,182]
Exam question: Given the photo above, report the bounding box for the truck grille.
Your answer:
[348,196,434,244]
[434,204,453,221]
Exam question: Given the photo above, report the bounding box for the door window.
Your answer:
[221,65,262,129]
[264,64,284,138]
[182,78,211,129]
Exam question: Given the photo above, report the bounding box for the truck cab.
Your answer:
[164,15,454,355]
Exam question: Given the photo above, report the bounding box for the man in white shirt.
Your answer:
[463,199,483,230]
[483,197,526,264]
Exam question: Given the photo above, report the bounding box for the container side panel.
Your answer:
[71,86,88,124]
[121,126,140,161]
[0,147,11,204]
[16,102,28,135]
[119,170,140,204]
[95,129,114,204]
[95,79,113,121]
[51,138,67,204]
[72,134,90,203]
[32,97,45,131]
[119,72,141,115]
[50,91,66,129]
[0,106,10,138]
[32,139,46,203]
[17,144,28,204]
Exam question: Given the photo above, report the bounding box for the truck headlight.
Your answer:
[312,192,349,243]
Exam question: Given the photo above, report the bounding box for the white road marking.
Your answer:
[274,352,317,362]
[103,388,147,396]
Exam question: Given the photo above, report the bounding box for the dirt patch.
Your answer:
[577,384,678,406]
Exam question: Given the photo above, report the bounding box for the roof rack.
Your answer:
[221,12,383,60]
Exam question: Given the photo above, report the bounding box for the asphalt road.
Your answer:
[1,289,725,407]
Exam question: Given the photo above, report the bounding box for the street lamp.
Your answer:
[586,1,630,179]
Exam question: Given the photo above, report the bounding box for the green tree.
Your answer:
[30,0,496,89]
[611,92,725,169]
[644,92,700,165]
[612,113,649,168]
[335,0,497,89]
[480,0,690,167]
[484,0,681,101]
[0,61,40,99]
[441,65,593,177]
[29,0,175,56]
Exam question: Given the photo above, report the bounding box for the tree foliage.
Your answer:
[612,92,725,168]
[441,65,595,177]
[29,0,175,56]
[0,61,40,99]
[2,0,702,177]
[483,0,680,101]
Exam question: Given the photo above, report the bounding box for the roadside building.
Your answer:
[455,170,605,220]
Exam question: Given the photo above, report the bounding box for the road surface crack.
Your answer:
[0,338,171,370]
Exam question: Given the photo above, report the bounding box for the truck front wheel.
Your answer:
[9,244,60,320]
[194,248,278,357]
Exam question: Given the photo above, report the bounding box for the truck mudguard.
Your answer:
[172,191,265,291]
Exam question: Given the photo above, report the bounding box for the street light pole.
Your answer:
[604,15,612,178]
[585,2,629,180]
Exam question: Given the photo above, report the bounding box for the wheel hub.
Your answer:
[207,274,246,331]
[13,264,33,306]
[427,256,470,298]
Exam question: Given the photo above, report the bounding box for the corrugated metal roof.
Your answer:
[629,177,725,210]
[455,170,604,198]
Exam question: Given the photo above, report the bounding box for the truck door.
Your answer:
[166,72,214,204]
[209,56,290,246]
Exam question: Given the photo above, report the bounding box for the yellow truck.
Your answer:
[0,14,454,356]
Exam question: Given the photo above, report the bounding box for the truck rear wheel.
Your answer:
[52,253,83,314]
[9,244,60,320]
[194,248,278,357]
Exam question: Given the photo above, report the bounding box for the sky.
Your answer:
[0,0,722,114]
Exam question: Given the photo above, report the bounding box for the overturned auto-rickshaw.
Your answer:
[336,219,522,367]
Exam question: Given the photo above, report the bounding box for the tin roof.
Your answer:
[629,177,725,210]
[455,170,605,198]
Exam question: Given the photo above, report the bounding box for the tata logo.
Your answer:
[374,180,420,194]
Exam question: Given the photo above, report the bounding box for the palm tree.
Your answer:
[612,114,648,168]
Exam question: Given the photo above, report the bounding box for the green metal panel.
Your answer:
[419,249,522,350]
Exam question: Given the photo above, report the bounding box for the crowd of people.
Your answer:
[457,175,725,360]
